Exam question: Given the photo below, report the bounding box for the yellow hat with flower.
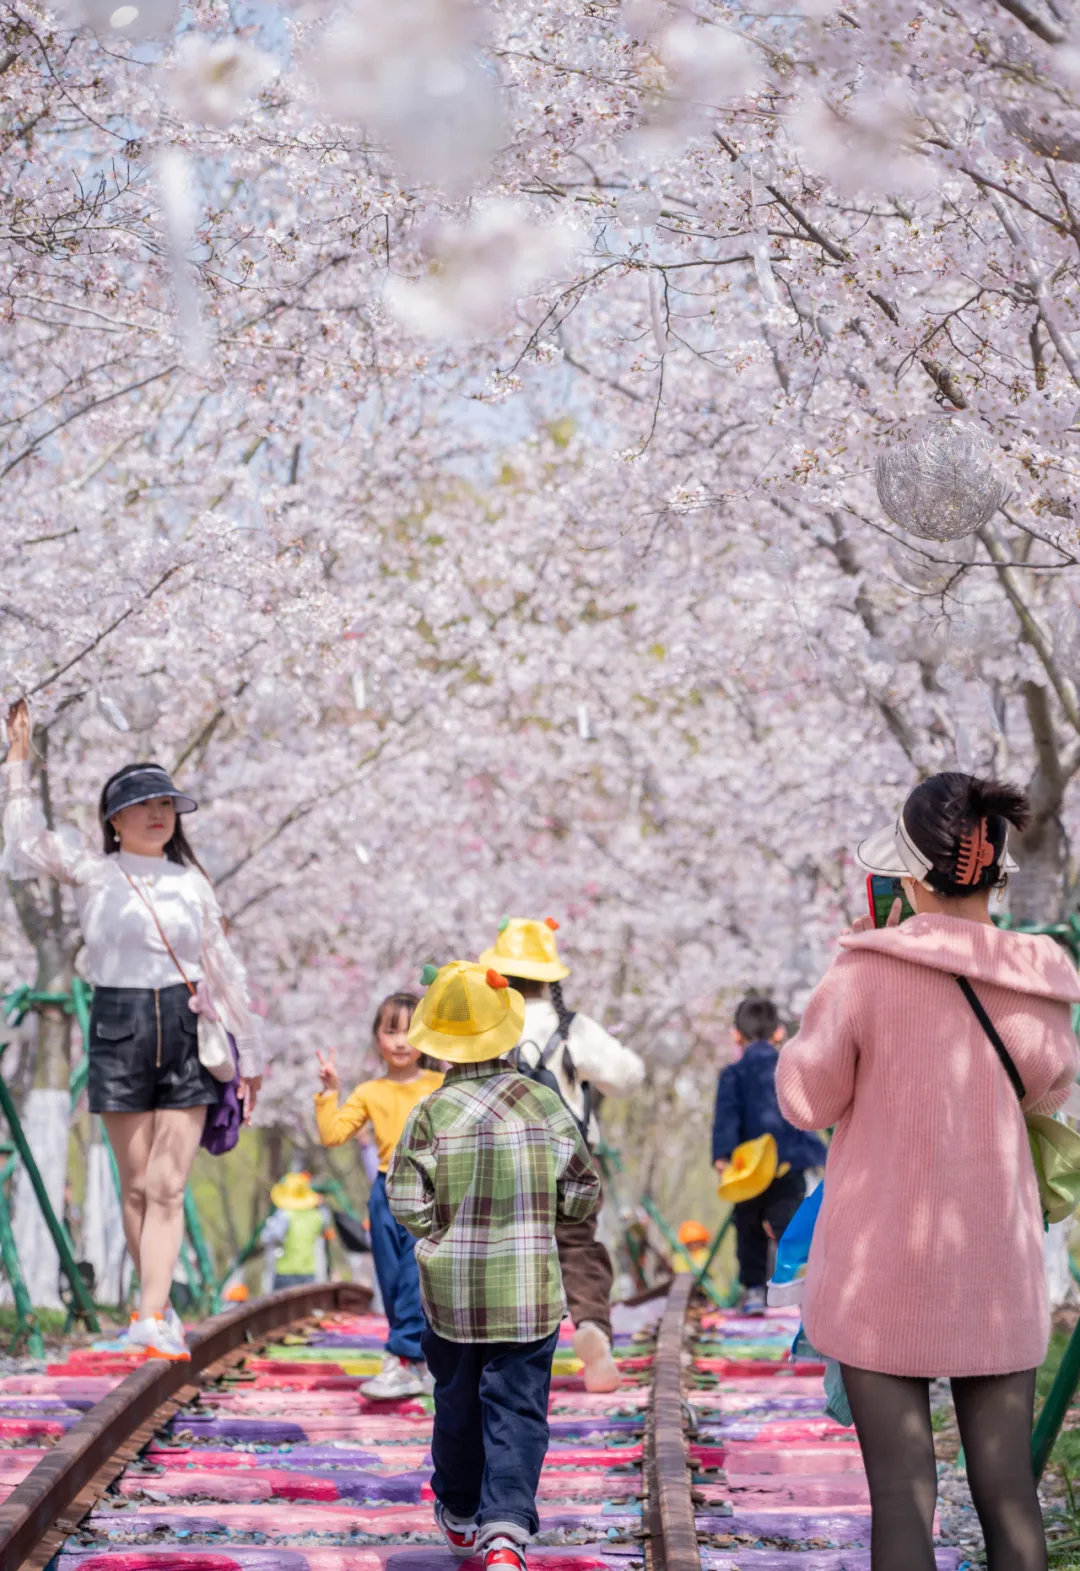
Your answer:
[479,916,570,983]
[408,960,526,1064]
[270,1171,321,1211]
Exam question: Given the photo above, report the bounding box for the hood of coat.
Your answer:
[840,914,1080,1004]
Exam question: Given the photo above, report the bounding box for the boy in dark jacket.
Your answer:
[712,996,826,1315]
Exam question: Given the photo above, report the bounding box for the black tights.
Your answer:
[841,1365,1046,1571]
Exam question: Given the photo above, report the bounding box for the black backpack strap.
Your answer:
[955,976,1027,1102]
[538,1026,567,1070]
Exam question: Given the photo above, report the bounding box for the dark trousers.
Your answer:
[422,1323,560,1539]
[368,1172,425,1361]
[556,1208,614,1342]
[733,1169,807,1288]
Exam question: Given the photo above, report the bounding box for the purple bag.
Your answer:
[201,1033,242,1156]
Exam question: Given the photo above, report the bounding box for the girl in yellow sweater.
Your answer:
[315,991,443,1399]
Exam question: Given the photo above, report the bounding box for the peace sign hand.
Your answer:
[315,1048,339,1094]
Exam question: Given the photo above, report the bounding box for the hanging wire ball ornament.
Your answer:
[875,419,1009,542]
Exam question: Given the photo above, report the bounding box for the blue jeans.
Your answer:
[422,1323,560,1540]
[368,1171,425,1362]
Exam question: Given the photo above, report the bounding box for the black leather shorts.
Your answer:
[88,983,219,1114]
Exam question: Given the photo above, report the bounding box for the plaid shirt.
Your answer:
[385,1059,600,1343]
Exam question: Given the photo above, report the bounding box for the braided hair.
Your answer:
[549,979,577,1082]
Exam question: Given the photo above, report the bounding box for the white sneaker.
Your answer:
[361,1355,432,1400]
[742,1286,768,1317]
[165,1305,184,1339]
[127,1313,191,1362]
[573,1321,621,1393]
[434,1501,480,1559]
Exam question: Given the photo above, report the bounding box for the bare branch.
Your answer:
[0,365,179,481]
[995,0,1067,44]
[977,519,1080,734]
[25,563,185,698]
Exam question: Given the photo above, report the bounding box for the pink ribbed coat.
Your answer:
[776,916,1080,1378]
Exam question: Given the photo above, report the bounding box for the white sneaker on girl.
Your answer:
[361,1354,433,1399]
[127,1313,190,1361]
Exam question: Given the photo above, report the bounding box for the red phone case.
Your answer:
[866,873,892,927]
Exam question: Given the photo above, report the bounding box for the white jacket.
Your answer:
[514,997,645,1145]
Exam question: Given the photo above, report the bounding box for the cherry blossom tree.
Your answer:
[3,0,1080,1290]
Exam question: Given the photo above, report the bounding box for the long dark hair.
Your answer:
[99,763,205,874]
[373,991,439,1073]
[509,976,579,1080]
[903,772,1031,896]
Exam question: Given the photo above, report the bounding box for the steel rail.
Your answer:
[645,1271,700,1571]
[0,1279,371,1571]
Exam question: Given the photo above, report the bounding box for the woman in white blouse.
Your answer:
[4,700,263,1361]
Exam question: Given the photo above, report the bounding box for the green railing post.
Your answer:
[214,1212,270,1308]
[640,1195,725,1307]
[0,1050,99,1332]
[183,1188,216,1315]
[694,1210,734,1293]
[0,1149,45,1358]
[1033,1316,1080,1479]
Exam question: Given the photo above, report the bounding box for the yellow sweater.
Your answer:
[314,1070,444,1171]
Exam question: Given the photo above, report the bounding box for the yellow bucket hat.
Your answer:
[408,960,525,1064]
[270,1171,321,1211]
[717,1134,791,1204]
[478,916,570,983]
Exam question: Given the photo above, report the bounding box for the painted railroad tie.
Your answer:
[689,1301,965,1569]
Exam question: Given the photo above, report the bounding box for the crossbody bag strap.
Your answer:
[122,869,196,996]
[955,975,1027,1102]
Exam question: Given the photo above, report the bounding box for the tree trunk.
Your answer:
[1009,683,1072,924]
[1010,814,1067,923]
[1,725,86,1308]
[83,1129,126,1308]
[10,1083,69,1308]
[11,941,80,1309]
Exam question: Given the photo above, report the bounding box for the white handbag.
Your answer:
[122,871,236,1083]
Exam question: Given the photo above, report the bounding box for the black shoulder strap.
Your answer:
[955,975,1027,1102]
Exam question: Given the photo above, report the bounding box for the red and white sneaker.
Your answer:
[434,1502,479,1559]
[483,1538,526,1571]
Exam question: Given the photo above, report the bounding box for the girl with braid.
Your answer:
[478,918,644,1393]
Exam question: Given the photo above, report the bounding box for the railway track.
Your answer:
[0,1271,970,1571]
[0,1277,672,1571]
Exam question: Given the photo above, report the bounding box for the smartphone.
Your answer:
[866,874,916,928]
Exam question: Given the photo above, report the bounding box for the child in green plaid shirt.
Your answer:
[387,960,600,1571]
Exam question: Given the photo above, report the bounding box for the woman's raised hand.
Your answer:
[240,1075,262,1125]
[6,699,30,764]
[848,898,902,937]
[316,1048,339,1094]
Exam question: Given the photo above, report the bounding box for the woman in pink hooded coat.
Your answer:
[777,772,1080,1571]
